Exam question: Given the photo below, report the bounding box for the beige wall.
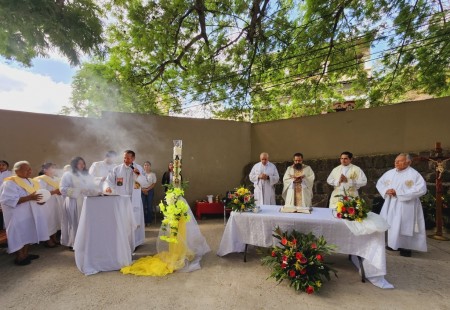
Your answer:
[251,97,450,162]
[0,110,251,205]
[1,96,449,204]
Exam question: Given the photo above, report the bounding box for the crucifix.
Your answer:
[416,142,450,241]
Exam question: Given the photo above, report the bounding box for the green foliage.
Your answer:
[62,0,449,119]
[0,0,103,66]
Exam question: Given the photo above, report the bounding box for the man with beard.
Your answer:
[282,153,315,207]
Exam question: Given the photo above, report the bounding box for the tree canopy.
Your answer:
[55,1,450,120]
[0,0,103,66]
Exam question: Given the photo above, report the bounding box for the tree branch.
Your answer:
[144,34,203,85]
[383,0,419,103]
[195,0,209,46]
[173,8,195,55]
[315,1,348,89]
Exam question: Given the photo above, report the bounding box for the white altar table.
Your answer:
[74,195,137,275]
[217,205,393,288]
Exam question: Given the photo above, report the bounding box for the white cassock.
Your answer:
[327,164,367,208]
[104,163,147,247]
[88,161,116,190]
[376,166,427,252]
[0,179,49,253]
[59,171,96,247]
[282,165,315,207]
[249,162,280,206]
[37,176,63,236]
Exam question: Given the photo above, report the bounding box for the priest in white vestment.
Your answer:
[376,153,427,257]
[60,157,97,248]
[35,163,64,247]
[88,150,117,190]
[282,153,315,207]
[327,151,367,209]
[0,161,49,265]
[105,150,148,247]
[249,153,280,206]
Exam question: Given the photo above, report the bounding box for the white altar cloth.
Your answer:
[74,196,137,275]
[217,205,393,288]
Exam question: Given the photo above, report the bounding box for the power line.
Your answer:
[177,33,449,112]
[141,9,449,101]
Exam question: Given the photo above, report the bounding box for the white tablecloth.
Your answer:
[218,205,392,288]
[74,196,137,275]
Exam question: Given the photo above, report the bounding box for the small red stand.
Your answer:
[195,201,230,219]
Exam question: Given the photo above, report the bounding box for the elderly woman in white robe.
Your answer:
[60,157,97,248]
[35,163,63,247]
[0,161,49,265]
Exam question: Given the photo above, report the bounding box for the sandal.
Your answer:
[27,254,40,260]
[14,257,31,266]
[44,241,57,248]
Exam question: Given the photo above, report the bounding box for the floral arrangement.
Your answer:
[334,192,370,222]
[226,186,255,212]
[262,227,337,294]
[159,187,190,243]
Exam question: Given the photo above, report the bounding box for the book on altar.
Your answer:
[280,206,312,214]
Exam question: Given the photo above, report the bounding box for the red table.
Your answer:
[195,201,231,219]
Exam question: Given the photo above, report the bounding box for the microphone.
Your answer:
[130,163,140,175]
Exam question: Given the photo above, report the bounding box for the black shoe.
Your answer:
[27,254,40,260]
[385,246,398,251]
[399,249,412,257]
[14,257,31,266]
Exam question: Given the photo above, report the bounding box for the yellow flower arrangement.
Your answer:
[227,186,255,212]
[159,187,190,243]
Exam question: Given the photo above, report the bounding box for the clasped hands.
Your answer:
[259,173,270,180]
[385,189,397,197]
[339,174,348,184]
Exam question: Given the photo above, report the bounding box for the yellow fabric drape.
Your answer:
[120,218,194,276]
[4,176,40,194]
[34,175,60,189]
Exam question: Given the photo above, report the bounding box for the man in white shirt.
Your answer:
[249,152,280,206]
[105,150,147,246]
[88,151,117,190]
[327,151,367,209]
[282,153,315,207]
[376,153,427,257]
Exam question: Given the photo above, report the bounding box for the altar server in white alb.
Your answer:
[105,150,148,246]
[376,153,427,257]
[88,150,117,189]
[282,153,315,207]
[249,152,280,206]
[0,161,49,265]
[35,163,63,247]
[327,151,367,209]
[60,157,97,248]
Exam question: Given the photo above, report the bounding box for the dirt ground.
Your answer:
[1,218,449,310]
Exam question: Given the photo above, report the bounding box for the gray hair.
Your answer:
[13,161,30,173]
[260,152,269,158]
[398,153,411,162]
